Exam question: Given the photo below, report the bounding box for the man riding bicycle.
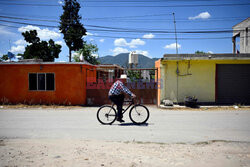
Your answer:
[108,74,136,122]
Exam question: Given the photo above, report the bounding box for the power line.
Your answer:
[91,34,249,40]
[2,23,249,41]
[0,15,247,31]
[0,2,60,6]
[84,18,246,23]
[0,18,243,38]
[0,13,248,25]
[78,3,250,7]
[0,0,242,2]
[79,0,250,2]
[0,2,249,7]
[0,19,58,28]
[0,15,58,23]
[0,23,245,40]
[1,11,248,21]
[84,13,173,20]
[0,18,245,34]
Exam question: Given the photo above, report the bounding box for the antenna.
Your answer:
[173,13,178,54]
[9,39,11,50]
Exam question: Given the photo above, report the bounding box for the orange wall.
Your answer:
[155,59,161,106]
[0,63,96,105]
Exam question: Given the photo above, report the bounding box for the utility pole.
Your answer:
[173,12,178,54]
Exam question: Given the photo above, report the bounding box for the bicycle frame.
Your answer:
[111,100,134,115]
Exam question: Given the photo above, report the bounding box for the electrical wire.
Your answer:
[0,18,246,34]
[84,3,250,8]
[1,23,248,41]
[0,15,247,32]
[0,1,249,7]
[0,0,243,2]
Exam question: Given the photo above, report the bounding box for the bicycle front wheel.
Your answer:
[97,105,117,125]
[129,104,149,124]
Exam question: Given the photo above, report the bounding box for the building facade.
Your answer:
[232,17,250,54]
[155,54,250,105]
[0,62,96,105]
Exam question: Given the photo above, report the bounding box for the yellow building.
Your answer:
[155,54,250,106]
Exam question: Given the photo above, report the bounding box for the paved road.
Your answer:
[0,106,250,143]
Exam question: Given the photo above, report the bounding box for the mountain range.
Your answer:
[98,53,160,68]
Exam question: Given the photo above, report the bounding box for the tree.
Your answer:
[127,70,141,82]
[73,42,100,65]
[21,30,61,62]
[0,54,9,62]
[195,50,209,55]
[59,0,87,62]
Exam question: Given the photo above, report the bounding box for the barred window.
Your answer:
[29,73,55,91]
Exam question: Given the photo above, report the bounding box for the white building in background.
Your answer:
[129,51,138,68]
[232,17,250,54]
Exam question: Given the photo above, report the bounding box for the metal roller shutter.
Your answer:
[216,64,250,104]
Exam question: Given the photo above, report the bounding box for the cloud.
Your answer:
[14,39,28,45]
[164,43,181,49]
[188,12,211,20]
[114,38,145,48]
[114,38,127,47]
[9,45,25,53]
[86,32,93,36]
[18,25,61,40]
[9,39,29,54]
[85,32,98,36]
[0,27,16,36]
[111,47,129,55]
[143,33,155,39]
[55,40,65,46]
[92,53,98,58]
[99,39,105,43]
[208,51,213,54]
[135,50,150,58]
[110,47,150,57]
[129,39,145,48]
[58,0,63,5]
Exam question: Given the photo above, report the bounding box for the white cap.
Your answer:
[120,74,127,79]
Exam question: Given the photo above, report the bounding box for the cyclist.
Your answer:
[108,74,136,122]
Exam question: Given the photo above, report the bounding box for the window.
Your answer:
[46,73,55,90]
[38,74,45,90]
[29,73,37,90]
[246,28,248,46]
[29,73,55,91]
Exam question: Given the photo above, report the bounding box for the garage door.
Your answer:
[216,64,250,104]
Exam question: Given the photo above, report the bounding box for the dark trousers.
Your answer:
[109,94,124,119]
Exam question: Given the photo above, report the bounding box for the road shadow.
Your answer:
[118,123,149,126]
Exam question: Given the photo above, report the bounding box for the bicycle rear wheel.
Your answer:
[97,105,117,125]
[129,104,149,124]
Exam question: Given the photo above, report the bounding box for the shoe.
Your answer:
[116,118,125,123]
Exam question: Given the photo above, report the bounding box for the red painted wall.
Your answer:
[0,63,96,105]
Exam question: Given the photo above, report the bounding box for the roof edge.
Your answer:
[232,17,250,28]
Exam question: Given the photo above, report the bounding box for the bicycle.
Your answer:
[97,99,150,125]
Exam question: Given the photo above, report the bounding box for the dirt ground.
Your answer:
[1,105,250,166]
[0,139,250,167]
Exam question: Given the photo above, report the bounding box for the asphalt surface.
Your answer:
[0,106,250,143]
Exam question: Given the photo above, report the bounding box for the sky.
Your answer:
[0,0,249,62]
